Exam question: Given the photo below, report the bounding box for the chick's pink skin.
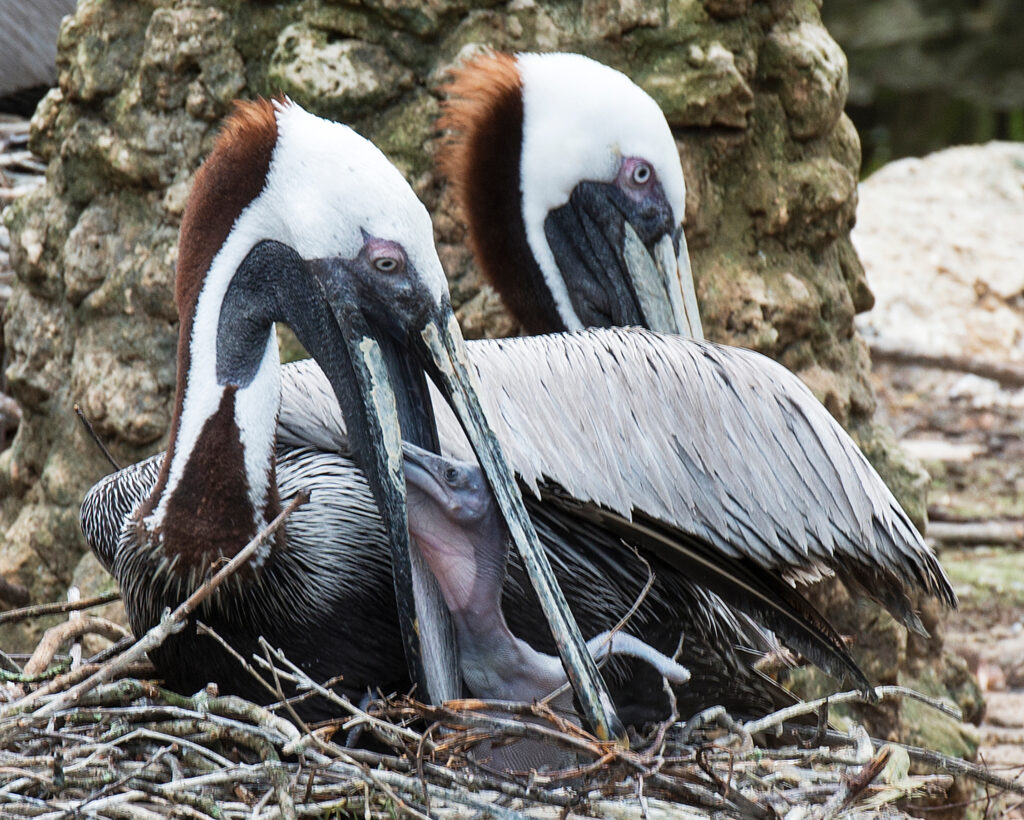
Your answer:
[402,444,690,707]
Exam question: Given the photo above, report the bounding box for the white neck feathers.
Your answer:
[148,196,284,532]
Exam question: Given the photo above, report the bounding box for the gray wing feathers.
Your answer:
[426,329,954,614]
[81,455,164,572]
[278,358,351,452]
[79,442,387,602]
[278,328,954,619]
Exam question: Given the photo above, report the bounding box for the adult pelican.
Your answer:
[279,52,953,690]
[81,97,620,734]
[86,55,954,725]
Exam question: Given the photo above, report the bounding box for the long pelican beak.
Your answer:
[622,223,703,339]
[545,182,703,339]
[416,301,624,741]
[312,257,623,741]
[306,258,460,708]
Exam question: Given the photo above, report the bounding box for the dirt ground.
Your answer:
[856,142,1024,816]
[871,360,1024,815]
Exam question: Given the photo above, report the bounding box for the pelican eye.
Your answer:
[362,235,407,274]
[373,256,401,273]
[443,466,460,484]
[631,161,652,186]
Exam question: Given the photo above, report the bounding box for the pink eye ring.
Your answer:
[618,157,655,194]
[363,235,407,274]
[631,161,651,185]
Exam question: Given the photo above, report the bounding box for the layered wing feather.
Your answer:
[81,423,789,714]
[430,328,956,629]
[81,456,164,574]
[280,328,954,630]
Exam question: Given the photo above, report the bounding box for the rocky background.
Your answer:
[853,143,1024,811]
[824,0,1024,171]
[0,0,974,763]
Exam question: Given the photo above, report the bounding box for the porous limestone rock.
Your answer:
[0,0,949,746]
[268,24,415,118]
[761,21,848,141]
[637,42,755,128]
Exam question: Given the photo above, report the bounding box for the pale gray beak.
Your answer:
[418,305,625,742]
[623,225,704,340]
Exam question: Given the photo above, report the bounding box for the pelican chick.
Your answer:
[403,442,689,771]
[403,441,690,704]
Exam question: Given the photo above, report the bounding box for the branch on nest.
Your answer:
[21,615,129,677]
[742,685,962,736]
[21,492,307,720]
[0,590,122,625]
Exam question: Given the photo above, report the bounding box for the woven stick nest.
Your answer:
[1,503,1018,819]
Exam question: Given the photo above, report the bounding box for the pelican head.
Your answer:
[439,51,702,338]
[403,443,506,617]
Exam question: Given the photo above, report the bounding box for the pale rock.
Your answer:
[269,24,414,118]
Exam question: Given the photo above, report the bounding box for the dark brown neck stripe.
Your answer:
[147,99,280,514]
[156,388,265,565]
[437,54,565,335]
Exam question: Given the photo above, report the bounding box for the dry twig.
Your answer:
[742,685,961,736]
[869,339,1024,388]
[0,591,122,626]
[74,402,121,471]
[22,616,129,678]
[24,492,306,719]
[1,526,1006,818]
[926,520,1024,547]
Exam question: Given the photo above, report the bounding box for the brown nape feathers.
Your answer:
[436,52,565,333]
[436,51,522,204]
[435,52,524,253]
[175,97,279,318]
[153,97,281,520]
